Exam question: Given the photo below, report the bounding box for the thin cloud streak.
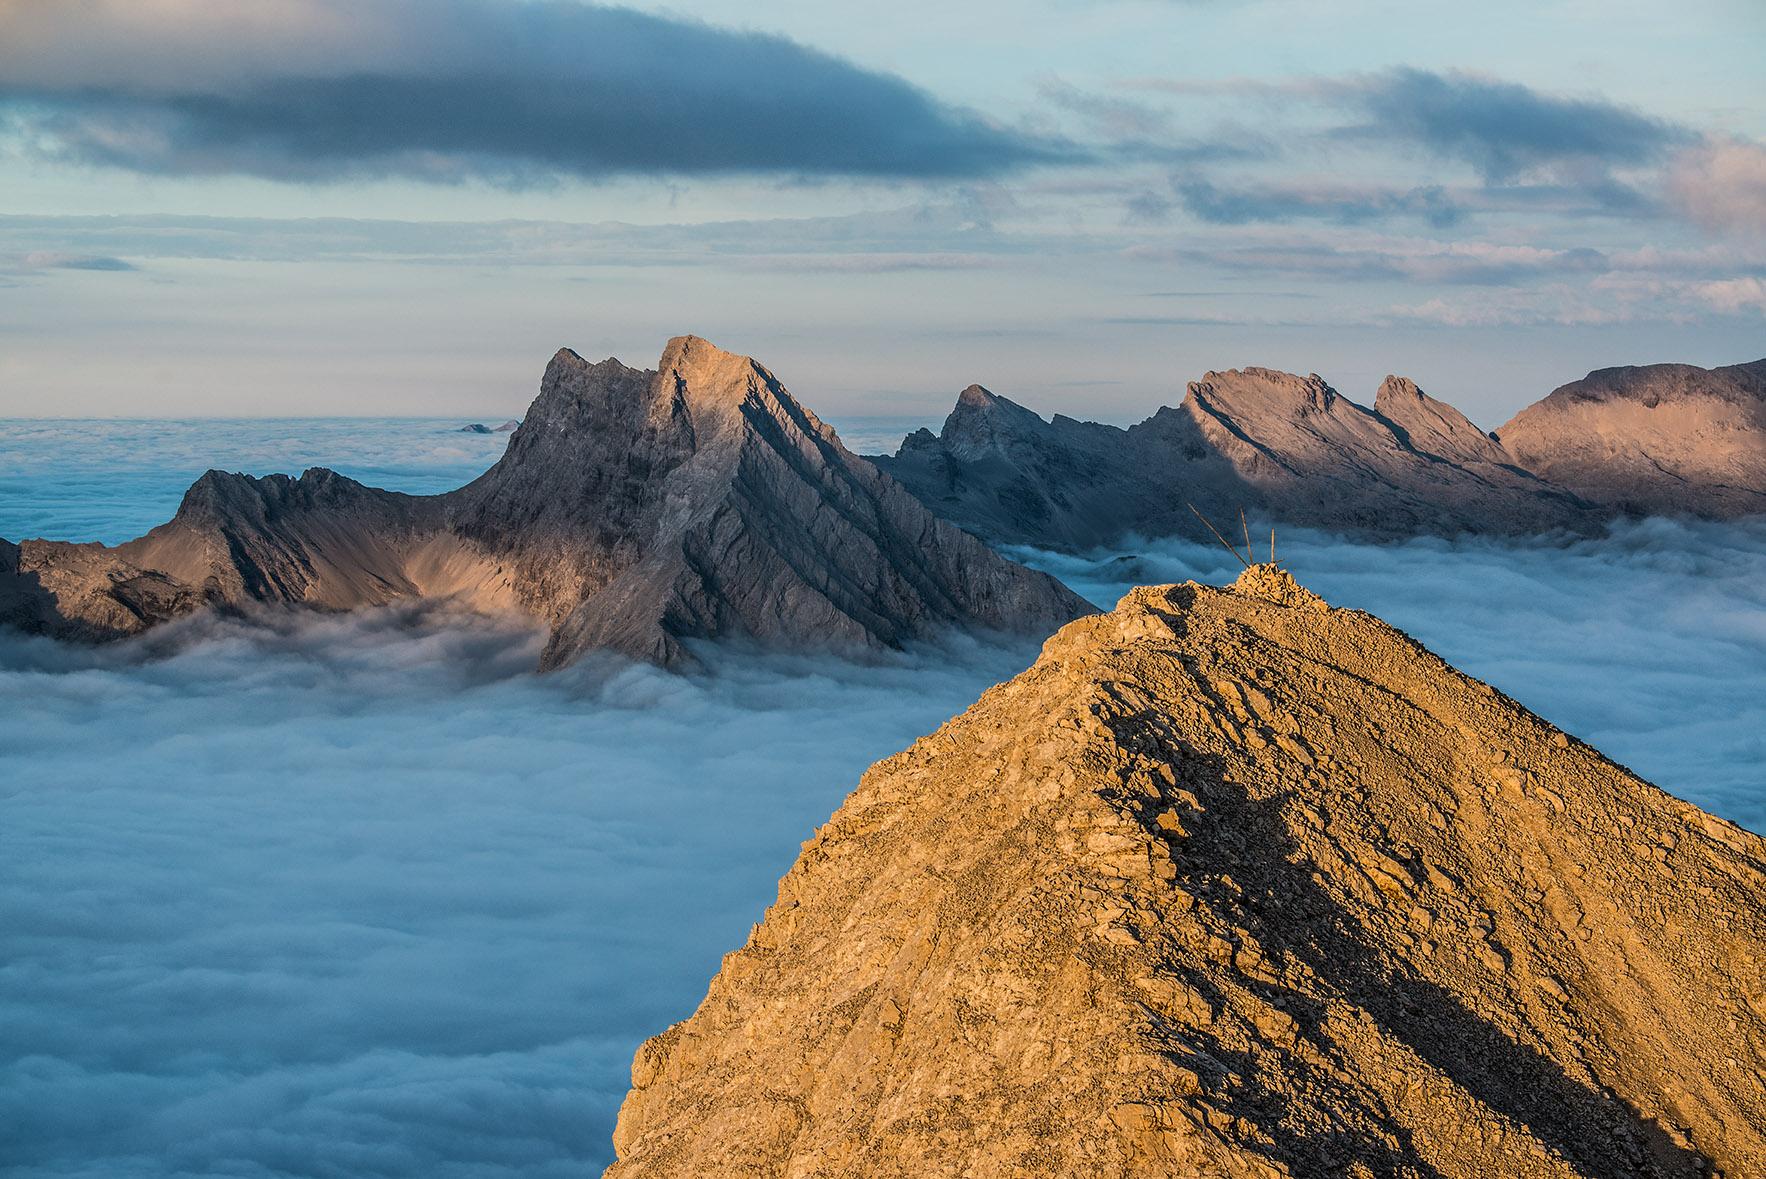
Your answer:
[1333,67,1687,182]
[1174,178,1467,227]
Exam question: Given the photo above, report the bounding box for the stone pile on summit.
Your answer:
[0,337,1089,667]
[606,565,1766,1177]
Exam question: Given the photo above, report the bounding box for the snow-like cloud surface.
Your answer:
[0,605,1037,1176]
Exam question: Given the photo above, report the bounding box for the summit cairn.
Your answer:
[606,567,1766,1177]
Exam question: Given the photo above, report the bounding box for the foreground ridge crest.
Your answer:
[607,571,1766,1178]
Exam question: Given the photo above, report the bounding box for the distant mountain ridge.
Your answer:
[873,357,1766,550]
[0,337,1089,667]
[1496,360,1766,519]
[6,347,1760,661]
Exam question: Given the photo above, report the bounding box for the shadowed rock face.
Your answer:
[606,567,1766,1178]
[874,360,1766,550]
[0,337,1090,667]
[875,369,1593,550]
[1497,360,1766,518]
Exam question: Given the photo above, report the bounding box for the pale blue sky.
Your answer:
[0,0,1761,425]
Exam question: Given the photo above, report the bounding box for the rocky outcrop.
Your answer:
[0,537,201,642]
[1496,359,1766,518]
[606,566,1766,1178]
[0,337,1089,667]
[875,369,1593,549]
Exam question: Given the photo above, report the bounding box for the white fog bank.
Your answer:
[0,608,1036,1176]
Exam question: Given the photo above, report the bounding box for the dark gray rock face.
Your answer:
[1496,360,1766,518]
[875,369,1596,550]
[1,337,1090,668]
[882,385,1201,552]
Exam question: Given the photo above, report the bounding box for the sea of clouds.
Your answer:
[1,603,1035,1177]
[2,420,1762,1175]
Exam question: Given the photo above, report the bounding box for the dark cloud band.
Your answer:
[0,1,1073,183]
[1338,67,1687,182]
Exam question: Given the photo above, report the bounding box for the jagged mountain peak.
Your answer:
[873,361,1606,551]
[654,334,846,453]
[519,335,837,460]
[606,568,1766,1178]
[2,336,1088,668]
[936,382,1058,461]
[658,334,772,408]
[1374,373,1424,402]
[1373,375,1511,465]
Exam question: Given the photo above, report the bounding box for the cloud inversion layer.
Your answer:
[3,524,1763,1177]
[4,416,1764,1176]
[0,604,1039,1176]
[0,0,1068,182]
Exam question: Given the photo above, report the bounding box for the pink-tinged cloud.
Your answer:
[1670,138,1766,236]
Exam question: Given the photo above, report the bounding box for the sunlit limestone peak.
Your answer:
[450,334,1090,668]
[606,566,1766,1177]
[1497,359,1766,517]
